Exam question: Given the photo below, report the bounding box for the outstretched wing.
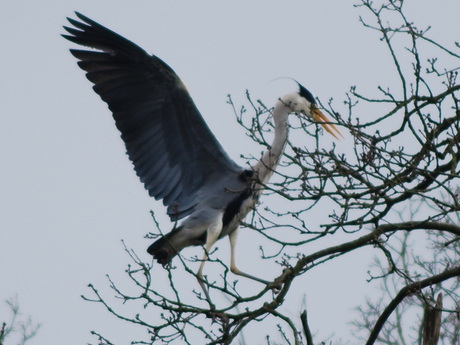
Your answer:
[63,12,245,220]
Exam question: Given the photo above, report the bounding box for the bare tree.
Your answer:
[353,215,460,345]
[83,0,460,344]
[0,297,40,345]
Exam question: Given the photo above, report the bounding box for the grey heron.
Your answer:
[63,12,341,300]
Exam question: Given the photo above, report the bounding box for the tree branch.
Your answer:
[366,267,460,345]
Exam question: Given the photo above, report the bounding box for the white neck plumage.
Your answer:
[252,95,293,186]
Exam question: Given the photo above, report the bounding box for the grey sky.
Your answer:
[1,1,459,343]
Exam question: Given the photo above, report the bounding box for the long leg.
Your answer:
[197,217,222,306]
[229,227,270,284]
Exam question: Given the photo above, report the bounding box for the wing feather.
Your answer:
[63,12,246,220]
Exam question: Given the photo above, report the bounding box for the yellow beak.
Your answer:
[312,108,342,139]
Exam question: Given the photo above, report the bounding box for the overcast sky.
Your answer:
[1,1,459,344]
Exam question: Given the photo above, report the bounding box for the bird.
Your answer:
[62,12,341,301]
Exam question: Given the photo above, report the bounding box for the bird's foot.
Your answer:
[267,280,283,293]
[267,267,293,293]
[207,310,229,325]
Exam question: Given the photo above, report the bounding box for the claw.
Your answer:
[207,311,229,325]
[267,280,283,293]
[266,267,292,293]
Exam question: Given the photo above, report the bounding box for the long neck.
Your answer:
[253,100,290,185]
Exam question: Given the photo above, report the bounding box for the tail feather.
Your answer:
[147,225,208,267]
[147,230,180,267]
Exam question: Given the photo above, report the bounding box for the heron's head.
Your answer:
[279,83,341,139]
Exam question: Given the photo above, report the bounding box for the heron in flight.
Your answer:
[63,12,341,300]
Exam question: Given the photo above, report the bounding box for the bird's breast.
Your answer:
[219,188,258,239]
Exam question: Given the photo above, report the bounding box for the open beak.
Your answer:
[312,107,342,139]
